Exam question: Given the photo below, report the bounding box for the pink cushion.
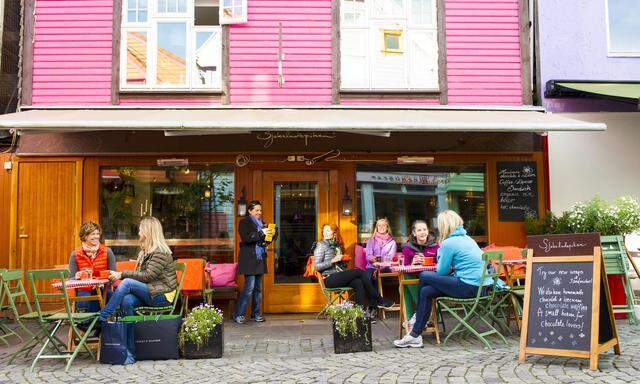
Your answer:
[205,262,238,287]
[354,245,367,270]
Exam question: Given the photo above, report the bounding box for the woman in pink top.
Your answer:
[402,220,439,266]
[365,218,397,284]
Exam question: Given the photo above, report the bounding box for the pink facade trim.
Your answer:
[29,0,526,107]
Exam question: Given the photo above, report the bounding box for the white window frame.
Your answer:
[219,0,248,25]
[340,0,439,91]
[120,0,222,91]
[605,0,640,57]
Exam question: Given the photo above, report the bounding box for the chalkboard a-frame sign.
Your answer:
[518,233,621,370]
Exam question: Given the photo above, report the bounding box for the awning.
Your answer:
[0,108,606,134]
[545,80,640,108]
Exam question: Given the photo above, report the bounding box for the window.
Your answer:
[121,0,222,90]
[219,0,247,24]
[356,164,487,245]
[606,0,640,56]
[341,0,439,90]
[100,165,234,262]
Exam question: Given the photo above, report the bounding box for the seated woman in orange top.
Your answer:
[68,221,116,313]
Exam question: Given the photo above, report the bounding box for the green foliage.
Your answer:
[524,195,640,236]
[178,304,223,351]
[326,302,367,340]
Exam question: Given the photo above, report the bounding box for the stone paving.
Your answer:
[1,315,639,384]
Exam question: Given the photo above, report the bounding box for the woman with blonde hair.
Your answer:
[394,210,487,348]
[364,218,397,284]
[98,216,177,321]
[314,223,394,316]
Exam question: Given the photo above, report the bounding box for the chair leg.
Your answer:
[65,317,99,372]
[30,320,63,373]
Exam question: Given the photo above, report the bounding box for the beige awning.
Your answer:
[0,108,606,134]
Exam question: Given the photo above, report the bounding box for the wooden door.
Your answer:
[262,171,332,313]
[10,160,82,295]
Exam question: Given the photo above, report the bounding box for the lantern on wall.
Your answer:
[342,184,353,216]
[237,187,247,217]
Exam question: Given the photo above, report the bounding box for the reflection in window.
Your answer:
[357,165,486,244]
[411,0,433,25]
[100,166,234,262]
[157,0,187,13]
[126,31,148,85]
[607,0,640,54]
[157,22,187,85]
[193,31,218,87]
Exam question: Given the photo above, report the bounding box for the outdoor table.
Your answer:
[374,262,401,319]
[52,278,110,352]
[499,259,527,330]
[392,265,439,339]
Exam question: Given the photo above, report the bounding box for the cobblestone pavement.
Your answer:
[1,315,639,384]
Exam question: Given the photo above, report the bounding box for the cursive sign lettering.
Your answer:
[256,131,337,148]
[497,161,538,221]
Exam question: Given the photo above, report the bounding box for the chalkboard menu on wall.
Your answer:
[497,161,538,221]
[526,262,593,351]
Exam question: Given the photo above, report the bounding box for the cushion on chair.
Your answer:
[354,245,366,270]
[205,262,238,287]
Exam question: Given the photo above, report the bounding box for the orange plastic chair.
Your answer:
[177,258,206,314]
[115,261,137,272]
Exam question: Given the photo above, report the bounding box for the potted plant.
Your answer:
[178,303,224,359]
[326,302,372,354]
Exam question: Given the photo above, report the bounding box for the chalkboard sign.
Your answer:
[526,262,593,351]
[519,233,620,371]
[497,161,538,221]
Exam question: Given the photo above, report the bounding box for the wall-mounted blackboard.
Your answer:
[526,262,593,351]
[497,161,538,221]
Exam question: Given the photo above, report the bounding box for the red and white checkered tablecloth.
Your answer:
[51,279,110,290]
[390,265,436,274]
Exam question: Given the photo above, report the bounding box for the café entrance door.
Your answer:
[262,171,330,313]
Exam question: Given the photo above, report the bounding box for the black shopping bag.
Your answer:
[99,321,136,365]
[123,315,182,360]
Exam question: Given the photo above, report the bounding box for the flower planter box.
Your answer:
[181,323,224,359]
[332,317,372,354]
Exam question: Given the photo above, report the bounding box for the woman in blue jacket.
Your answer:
[394,210,489,348]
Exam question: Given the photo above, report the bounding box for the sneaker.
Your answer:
[393,333,423,348]
[251,315,265,323]
[234,315,246,324]
[364,308,377,324]
[377,299,395,310]
[403,313,417,330]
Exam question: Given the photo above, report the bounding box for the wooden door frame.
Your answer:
[260,170,336,313]
[9,157,84,269]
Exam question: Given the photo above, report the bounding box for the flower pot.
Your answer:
[332,317,372,354]
[181,323,224,359]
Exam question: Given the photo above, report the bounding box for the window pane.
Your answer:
[158,0,167,12]
[139,0,147,9]
[138,10,147,22]
[195,5,220,25]
[373,0,403,17]
[385,33,400,50]
[608,0,640,53]
[178,0,187,12]
[127,10,137,22]
[100,166,235,263]
[357,165,487,245]
[168,0,177,12]
[128,0,137,9]
[157,22,187,85]
[193,30,220,87]
[126,31,148,85]
[411,0,433,25]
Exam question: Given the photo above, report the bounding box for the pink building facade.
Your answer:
[26,0,530,108]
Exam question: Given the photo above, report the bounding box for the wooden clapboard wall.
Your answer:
[0,153,12,269]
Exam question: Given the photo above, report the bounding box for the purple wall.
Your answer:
[538,0,640,112]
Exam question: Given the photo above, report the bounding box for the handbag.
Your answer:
[99,321,136,365]
[122,315,182,360]
[205,262,238,287]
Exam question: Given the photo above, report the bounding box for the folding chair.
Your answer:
[0,268,22,346]
[27,269,100,372]
[3,269,65,363]
[601,235,638,324]
[435,251,508,349]
[135,262,186,316]
[398,273,441,344]
[315,271,353,319]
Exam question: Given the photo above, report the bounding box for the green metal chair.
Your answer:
[135,262,187,316]
[27,269,100,372]
[601,235,637,324]
[2,269,66,362]
[315,271,353,319]
[0,268,18,347]
[435,251,509,349]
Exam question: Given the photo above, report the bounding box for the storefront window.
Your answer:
[100,165,234,262]
[357,164,486,244]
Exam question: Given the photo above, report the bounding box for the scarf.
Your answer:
[373,232,392,247]
[82,242,100,259]
[249,215,266,261]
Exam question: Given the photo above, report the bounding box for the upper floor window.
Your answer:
[606,0,640,56]
[121,0,222,90]
[340,0,439,91]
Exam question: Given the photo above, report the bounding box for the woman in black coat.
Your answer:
[234,200,276,324]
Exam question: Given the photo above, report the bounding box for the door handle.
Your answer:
[19,234,28,238]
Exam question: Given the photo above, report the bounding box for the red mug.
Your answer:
[99,270,110,279]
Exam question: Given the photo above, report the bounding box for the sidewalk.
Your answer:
[1,315,638,383]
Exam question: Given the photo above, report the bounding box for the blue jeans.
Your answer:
[99,278,170,321]
[76,289,113,313]
[234,274,263,319]
[410,272,482,337]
